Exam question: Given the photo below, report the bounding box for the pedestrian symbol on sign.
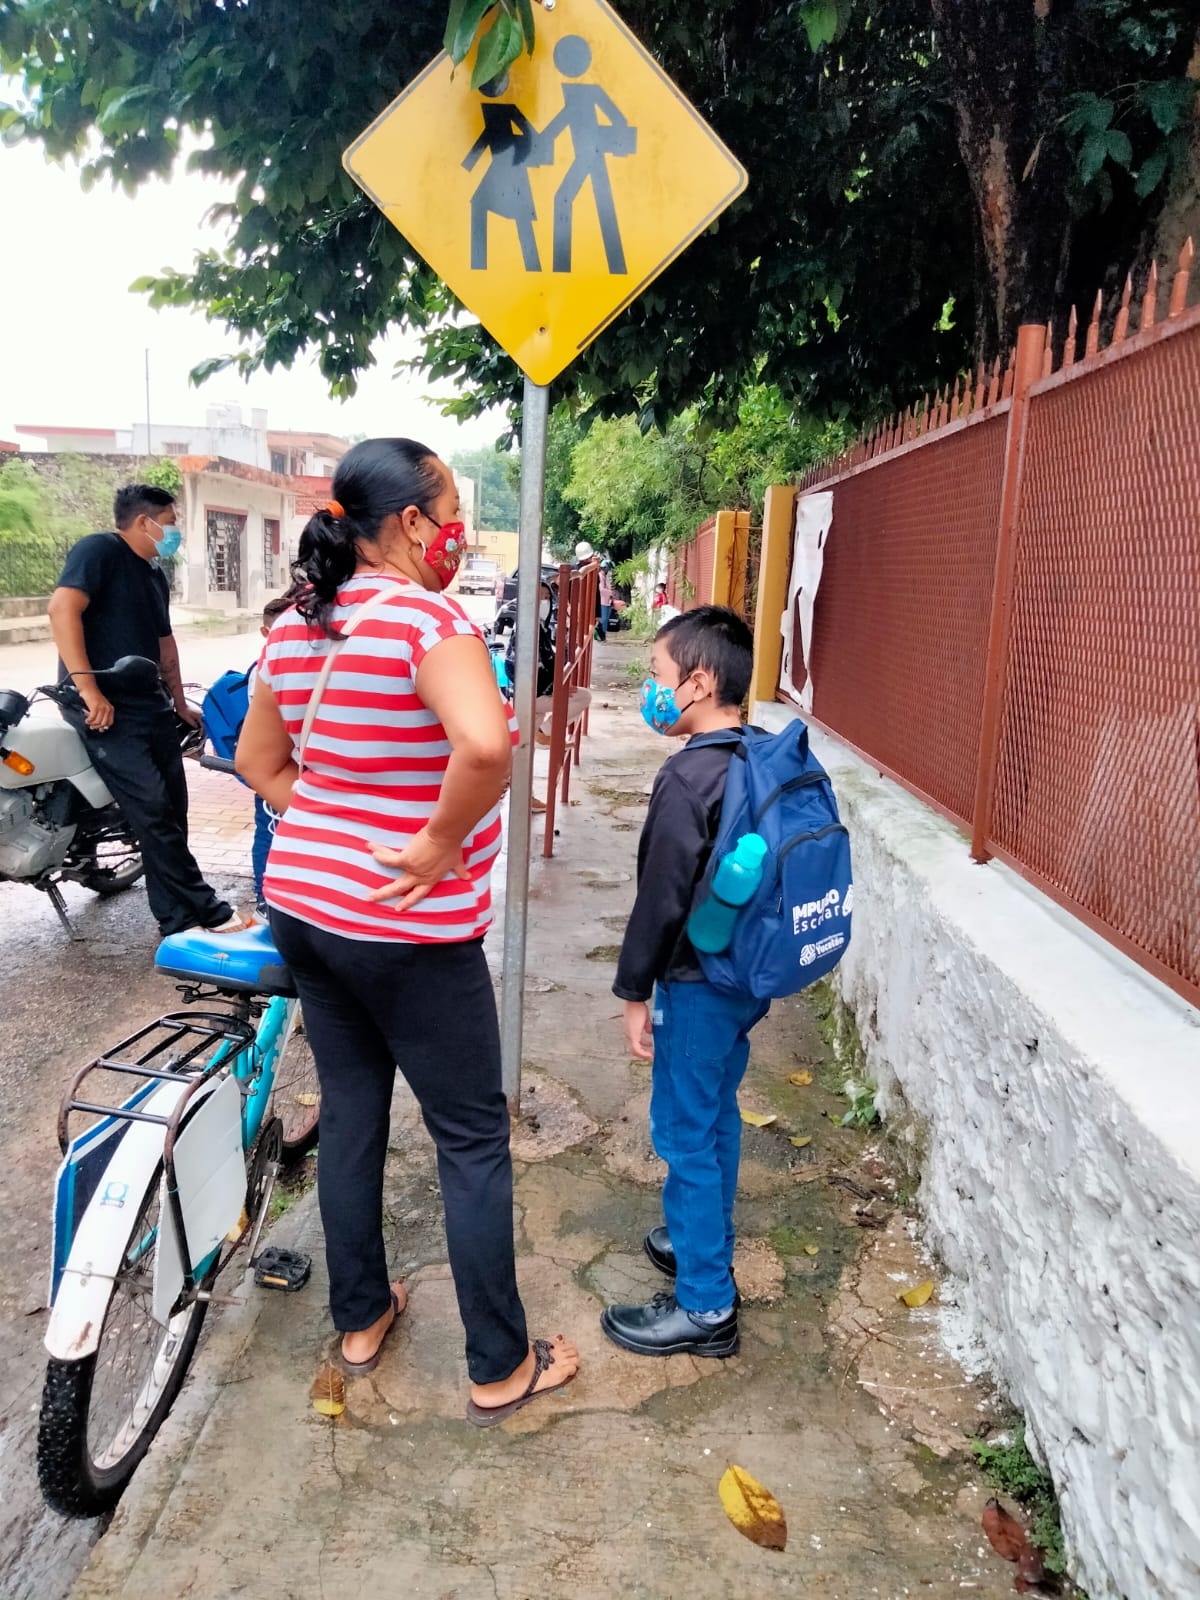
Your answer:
[464,37,637,276]
[342,0,747,386]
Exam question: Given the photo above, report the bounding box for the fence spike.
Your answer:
[904,404,915,443]
[1040,321,1054,378]
[1113,275,1133,344]
[987,357,1001,405]
[1140,260,1159,331]
[1169,236,1194,318]
[1085,290,1102,357]
[972,363,986,411]
[1001,352,1015,400]
[950,376,962,420]
[1065,304,1079,366]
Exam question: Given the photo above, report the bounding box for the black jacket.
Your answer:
[613,735,737,1002]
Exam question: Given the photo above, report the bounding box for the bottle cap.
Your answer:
[738,832,769,864]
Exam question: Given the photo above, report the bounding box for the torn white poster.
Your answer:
[778,490,834,712]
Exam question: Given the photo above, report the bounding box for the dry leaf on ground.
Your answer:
[740,1109,778,1128]
[718,1464,788,1551]
[789,1135,813,1148]
[787,1070,813,1086]
[982,1498,1046,1592]
[310,1363,346,1418]
[898,1279,934,1308]
[803,1244,820,1256]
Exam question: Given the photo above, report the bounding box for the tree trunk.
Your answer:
[1151,26,1200,273]
[931,0,1074,361]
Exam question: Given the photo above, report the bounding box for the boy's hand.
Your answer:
[623,1000,653,1061]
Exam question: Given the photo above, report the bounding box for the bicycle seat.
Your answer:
[155,922,297,998]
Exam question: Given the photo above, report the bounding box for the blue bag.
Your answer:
[202,667,252,770]
[690,723,852,999]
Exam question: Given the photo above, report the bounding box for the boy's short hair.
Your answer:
[113,483,174,529]
[262,594,293,628]
[657,606,754,707]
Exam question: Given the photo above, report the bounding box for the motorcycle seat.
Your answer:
[155,922,297,998]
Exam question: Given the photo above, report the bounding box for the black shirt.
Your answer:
[613,735,737,1002]
[505,616,557,699]
[56,532,171,713]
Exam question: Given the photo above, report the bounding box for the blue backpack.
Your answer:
[690,724,853,1000]
[202,667,252,772]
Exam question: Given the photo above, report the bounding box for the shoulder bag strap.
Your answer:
[296,584,404,769]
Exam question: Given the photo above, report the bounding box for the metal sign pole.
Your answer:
[500,377,549,1111]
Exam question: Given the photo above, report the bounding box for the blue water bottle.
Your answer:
[687,833,769,954]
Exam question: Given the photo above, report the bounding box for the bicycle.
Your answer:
[37,917,321,1517]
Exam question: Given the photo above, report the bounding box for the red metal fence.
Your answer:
[666,515,716,610]
[790,242,1200,1007]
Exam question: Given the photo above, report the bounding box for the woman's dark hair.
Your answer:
[291,438,443,636]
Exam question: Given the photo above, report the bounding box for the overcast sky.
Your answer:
[0,139,507,460]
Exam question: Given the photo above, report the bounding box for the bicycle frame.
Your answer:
[46,986,297,1363]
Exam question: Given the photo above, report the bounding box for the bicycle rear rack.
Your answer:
[57,1009,257,1155]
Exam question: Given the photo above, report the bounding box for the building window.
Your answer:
[270,451,287,475]
[161,440,189,455]
[206,511,245,597]
[263,517,281,586]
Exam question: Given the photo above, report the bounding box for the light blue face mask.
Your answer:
[152,523,182,559]
[640,676,695,735]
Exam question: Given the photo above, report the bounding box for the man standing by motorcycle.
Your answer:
[47,484,251,938]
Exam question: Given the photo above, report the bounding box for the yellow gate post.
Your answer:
[749,484,798,706]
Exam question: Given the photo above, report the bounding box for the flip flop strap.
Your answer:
[523,1338,555,1400]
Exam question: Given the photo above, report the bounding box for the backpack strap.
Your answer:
[296,585,404,768]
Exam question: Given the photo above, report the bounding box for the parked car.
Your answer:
[457,556,500,595]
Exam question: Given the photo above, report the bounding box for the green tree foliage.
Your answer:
[1,0,1194,430]
[547,385,848,561]
[448,445,519,530]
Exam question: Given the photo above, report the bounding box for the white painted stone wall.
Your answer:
[754,701,1200,1600]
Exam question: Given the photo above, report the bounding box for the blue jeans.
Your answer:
[251,795,278,903]
[649,980,770,1312]
[600,603,612,637]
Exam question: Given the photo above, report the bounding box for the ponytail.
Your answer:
[289,438,444,638]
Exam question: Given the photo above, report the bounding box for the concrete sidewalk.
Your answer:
[74,641,1013,1600]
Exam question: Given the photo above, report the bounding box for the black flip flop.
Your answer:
[465,1337,576,1428]
[340,1287,404,1376]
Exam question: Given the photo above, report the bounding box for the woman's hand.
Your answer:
[367,827,471,911]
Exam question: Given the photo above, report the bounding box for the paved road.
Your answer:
[0,592,499,1600]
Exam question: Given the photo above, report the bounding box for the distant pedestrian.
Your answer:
[235,438,580,1422]
[598,559,616,640]
[47,484,251,937]
[603,606,760,1359]
[652,581,668,611]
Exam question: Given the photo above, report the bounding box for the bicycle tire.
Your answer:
[269,1011,320,1161]
[37,1163,211,1519]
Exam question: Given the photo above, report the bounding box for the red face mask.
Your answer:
[420,518,466,590]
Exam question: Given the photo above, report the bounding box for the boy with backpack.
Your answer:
[202,594,294,913]
[604,606,851,1359]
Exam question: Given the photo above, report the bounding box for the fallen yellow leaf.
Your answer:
[310,1362,346,1418]
[739,1109,778,1128]
[296,1092,319,1107]
[898,1279,935,1309]
[803,1244,819,1256]
[788,1135,813,1148]
[787,1070,813,1087]
[718,1464,788,1551]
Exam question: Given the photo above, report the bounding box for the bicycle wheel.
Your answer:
[37,1163,211,1518]
[269,1009,320,1160]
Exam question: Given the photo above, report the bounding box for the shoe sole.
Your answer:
[600,1311,739,1360]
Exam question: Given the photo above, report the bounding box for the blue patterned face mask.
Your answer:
[640,677,695,734]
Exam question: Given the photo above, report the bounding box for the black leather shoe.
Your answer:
[643,1229,742,1308]
[600,1292,739,1358]
[644,1226,676,1276]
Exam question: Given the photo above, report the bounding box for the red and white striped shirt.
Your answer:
[257,574,513,942]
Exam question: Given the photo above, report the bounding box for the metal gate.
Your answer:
[206,511,244,600]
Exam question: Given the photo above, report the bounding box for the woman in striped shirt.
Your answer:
[236,438,579,1424]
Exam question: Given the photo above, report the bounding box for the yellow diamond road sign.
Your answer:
[343,0,747,386]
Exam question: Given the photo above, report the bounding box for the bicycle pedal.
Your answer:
[252,1246,312,1293]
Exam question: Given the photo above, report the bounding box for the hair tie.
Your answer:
[326,499,345,518]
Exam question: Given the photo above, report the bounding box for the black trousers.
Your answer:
[73,707,231,937]
[269,910,529,1385]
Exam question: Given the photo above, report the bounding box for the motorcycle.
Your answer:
[0,656,156,937]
